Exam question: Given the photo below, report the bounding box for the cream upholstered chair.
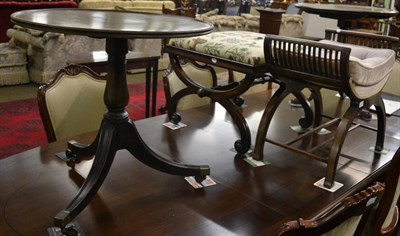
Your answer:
[163,61,217,123]
[361,146,400,236]
[254,31,398,189]
[277,146,400,236]
[276,182,385,236]
[37,64,107,143]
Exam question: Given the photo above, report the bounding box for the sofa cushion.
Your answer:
[0,43,27,68]
[168,31,265,66]
[0,43,29,85]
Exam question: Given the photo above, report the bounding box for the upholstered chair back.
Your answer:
[38,65,107,142]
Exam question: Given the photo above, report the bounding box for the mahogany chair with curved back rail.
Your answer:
[276,182,385,236]
[363,146,400,236]
[276,145,400,236]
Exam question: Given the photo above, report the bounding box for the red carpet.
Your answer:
[0,82,166,159]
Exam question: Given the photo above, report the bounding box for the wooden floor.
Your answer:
[1,87,400,235]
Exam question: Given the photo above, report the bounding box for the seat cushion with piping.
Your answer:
[320,39,396,99]
[0,43,29,86]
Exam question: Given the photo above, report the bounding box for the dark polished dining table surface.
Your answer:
[1,90,400,235]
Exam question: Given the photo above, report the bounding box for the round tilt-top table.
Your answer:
[11,8,214,234]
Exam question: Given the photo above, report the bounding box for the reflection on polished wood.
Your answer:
[1,89,399,235]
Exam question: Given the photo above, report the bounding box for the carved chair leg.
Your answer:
[311,88,323,127]
[218,98,251,155]
[371,96,386,152]
[167,88,193,124]
[293,91,314,129]
[324,104,360,188]
[253,84,292,161]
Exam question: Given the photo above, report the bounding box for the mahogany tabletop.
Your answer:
[1,90,400,235]
[10,8,214,39]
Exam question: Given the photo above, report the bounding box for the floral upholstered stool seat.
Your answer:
[168,31,265,66]
[164,31,271,155]
[0,43,29,86]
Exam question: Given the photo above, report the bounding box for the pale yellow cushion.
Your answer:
[167,63,213,110]
[46,73,107,140]
[168,31,265,66]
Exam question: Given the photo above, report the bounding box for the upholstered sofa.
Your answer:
[7,26,163,84]
[5,0,168,84]
[7,26,104,84]
[196,7,304,37]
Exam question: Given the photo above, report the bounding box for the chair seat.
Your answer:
[168,31,265,66]
[320,39,396,99]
